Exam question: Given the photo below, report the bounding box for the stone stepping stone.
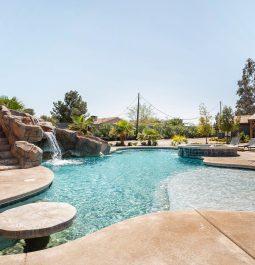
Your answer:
[0,202,76,252]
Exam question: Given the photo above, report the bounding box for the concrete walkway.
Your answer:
[0,210,254,265]
[0,166,53,206]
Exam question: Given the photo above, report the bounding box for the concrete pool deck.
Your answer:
[0,166,53,206]
[204,151,255,170]
[0,210,254,265]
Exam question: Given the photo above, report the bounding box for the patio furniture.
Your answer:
[0,202,76,252]
[238,138,255,150]
[228,136,240,146]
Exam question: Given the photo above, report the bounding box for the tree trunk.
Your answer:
[120,135,125,146]
[226,132,229,144]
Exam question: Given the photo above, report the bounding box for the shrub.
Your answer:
[92,124,116,140]
[171,135,188,146]
[239,131,250,143]
[210,137,226,143]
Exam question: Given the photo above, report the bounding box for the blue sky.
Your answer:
[0,0,255,122]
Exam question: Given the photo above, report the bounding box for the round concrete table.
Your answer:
[0,202,76,252]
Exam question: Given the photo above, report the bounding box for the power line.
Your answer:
[140,94,219,121]
[140,95,175,119]
[117,96,138,117]
[116,93,219,122]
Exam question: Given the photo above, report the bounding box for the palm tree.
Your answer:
[138,128,162,146]
[110,120,134,146]
[69,115,94,135]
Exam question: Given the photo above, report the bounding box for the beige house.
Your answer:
[92,117,122,126]
[236,114,255,137]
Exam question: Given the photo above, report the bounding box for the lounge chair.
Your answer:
[228,136,240,146]
[238,138,255,150]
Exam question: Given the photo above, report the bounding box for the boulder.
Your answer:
[12,141,43,168]
[0,106,44,168]
[55,128,111,157]
[39,121,55,133]
[0,106,43,143]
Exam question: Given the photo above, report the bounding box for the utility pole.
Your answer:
[219,100,222,136]
[135,93,140,138]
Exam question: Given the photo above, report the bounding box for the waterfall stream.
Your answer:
[44,132,62,160]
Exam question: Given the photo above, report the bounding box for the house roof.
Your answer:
[235,114,255,124]
[93,117,122,125]
[248,114,255,120]
[236,115,251,124]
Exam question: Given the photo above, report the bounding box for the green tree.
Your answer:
[128,103,156,123]
[69,115,93,135]
[92,124,114,140]
[0,96,24,110]
[23,108,35,115]
[236,58,255,115]
[220,106,239,143]
[51,90,87,123]
[167,118,184,126]
[214,112,220,133]
[40,115,58,125]
[110,120,134,146]
[197,103,212,144]
[162,118,185,138]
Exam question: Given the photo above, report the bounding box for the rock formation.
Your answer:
[0,106,43,169]
[55,128,110,157]
[12,141,43,168]
[0,106,111,167]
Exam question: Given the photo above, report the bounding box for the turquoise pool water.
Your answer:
[1,149,255,254]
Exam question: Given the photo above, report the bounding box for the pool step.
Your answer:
[0,151,13,159]
[0,129,21,170]
[0,158,19,166]
[0,137,8,144]
[0,144,11,151]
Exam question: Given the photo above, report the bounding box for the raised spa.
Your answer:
[178,144,238,158]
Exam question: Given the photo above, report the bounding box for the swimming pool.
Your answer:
[1,149,255,254]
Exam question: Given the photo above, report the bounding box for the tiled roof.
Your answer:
[93,117,122,125]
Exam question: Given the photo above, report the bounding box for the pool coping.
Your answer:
[110,146,178,153]
[0,166,54,208]
[203,153,255,170]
